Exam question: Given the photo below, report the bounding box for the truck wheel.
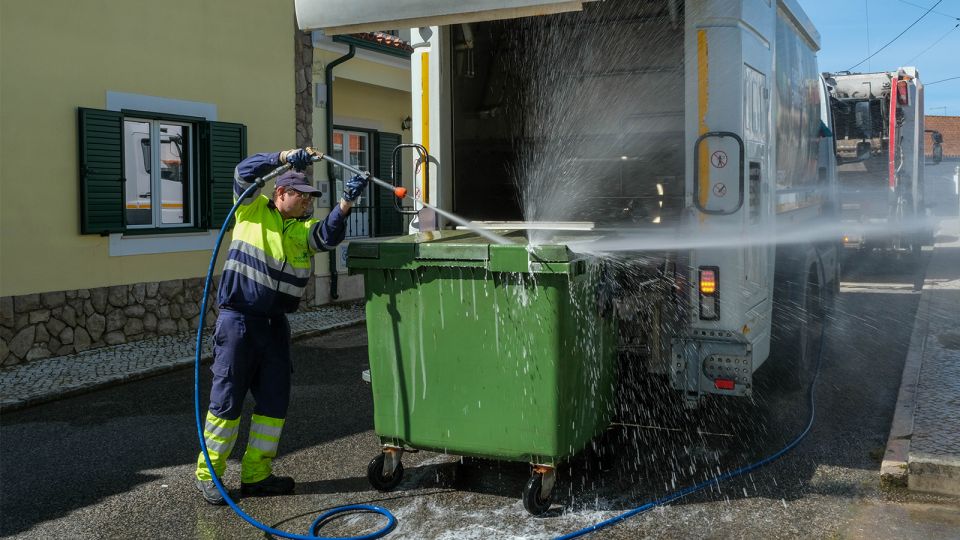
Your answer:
[772,272,823,391]
[367,454,404,491]
[910,241,923,267]
[796,277,823,390]
[522,473,553,516]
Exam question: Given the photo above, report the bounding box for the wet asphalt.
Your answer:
[2,251,958,539]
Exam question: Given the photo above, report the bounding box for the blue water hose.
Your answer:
[194,175,396,540]
[556,303,829,539]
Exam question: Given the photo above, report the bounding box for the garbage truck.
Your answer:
[823,68,937,255]
[297,0,841,513]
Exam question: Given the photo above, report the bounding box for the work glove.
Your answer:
[281,147,318,171]
[343,173,369,203]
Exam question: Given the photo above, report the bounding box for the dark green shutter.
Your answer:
[78,108,124,234]
[202,121,247,229]
[374,132,403,236]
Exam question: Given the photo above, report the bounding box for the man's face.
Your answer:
[275,188,313,218]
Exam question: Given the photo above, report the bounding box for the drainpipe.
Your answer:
[667,0,679,29]
[325,44,354,301]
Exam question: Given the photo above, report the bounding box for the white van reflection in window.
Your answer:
[124,120,191,227]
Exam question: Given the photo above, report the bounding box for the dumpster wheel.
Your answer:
[523,466,556,516]
[368,453,404,491]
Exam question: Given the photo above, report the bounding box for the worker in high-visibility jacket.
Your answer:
[194,147,367,505]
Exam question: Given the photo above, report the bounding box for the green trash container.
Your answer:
[347,229,617,514]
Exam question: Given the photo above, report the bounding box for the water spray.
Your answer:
[555,249,832,539]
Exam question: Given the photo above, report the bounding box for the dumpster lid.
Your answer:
[423,230,599,262]
[347,229,600,263]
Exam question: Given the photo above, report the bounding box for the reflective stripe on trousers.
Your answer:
[240,414,285,483]
[195,411,240,482]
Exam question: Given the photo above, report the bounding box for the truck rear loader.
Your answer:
[824,68,942,256]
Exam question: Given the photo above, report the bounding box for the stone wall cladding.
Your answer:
[295,27,313,152]
[294,25,318,309]
[0,278,221,367]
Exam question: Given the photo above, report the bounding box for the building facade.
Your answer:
[310,31,414,303]
[0,0,300,365]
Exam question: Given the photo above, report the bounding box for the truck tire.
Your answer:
[771,267,823,392]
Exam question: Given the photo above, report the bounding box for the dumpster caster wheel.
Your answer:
[367,454,404,491]
[523,471,554,515]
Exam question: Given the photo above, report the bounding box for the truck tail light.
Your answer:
[699,269,716,294]
[897,80,909,106]
[699,266,719,320]
[714,378,735,390]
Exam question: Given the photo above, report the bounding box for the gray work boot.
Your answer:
[195,477,226,506]
[241,474,295,497]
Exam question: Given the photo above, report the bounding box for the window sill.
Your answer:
[109,229,219,257]
[122,226,209,236]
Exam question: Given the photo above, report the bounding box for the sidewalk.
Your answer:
[882,218,960,497]
[0,304,364,413]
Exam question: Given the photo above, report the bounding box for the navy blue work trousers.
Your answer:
[208,309,292,420]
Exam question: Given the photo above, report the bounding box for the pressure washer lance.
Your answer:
[309,152,514,246]
[245,152,407,200]
[312,153,408,199]
[306,154,406,200]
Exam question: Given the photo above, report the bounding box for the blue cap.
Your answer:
[275,171,322,195]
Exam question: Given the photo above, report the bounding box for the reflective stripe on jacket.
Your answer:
[217,152,348,315]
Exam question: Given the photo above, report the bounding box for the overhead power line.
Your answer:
[926,75,960,85]
[865,0,872,71]
[847,0,943,71]
[895,0,959,20]
[905,22,959,65]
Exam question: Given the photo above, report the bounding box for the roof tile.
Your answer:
[349,31,413,53]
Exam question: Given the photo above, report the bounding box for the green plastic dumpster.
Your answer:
[347,229,617,514]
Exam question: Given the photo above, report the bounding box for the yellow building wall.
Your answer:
[311,54,413,280]
[0,0,296,296]
[334,79,414,136]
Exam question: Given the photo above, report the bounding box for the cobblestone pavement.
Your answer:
[907,218,960,495]
[0,304,364,412]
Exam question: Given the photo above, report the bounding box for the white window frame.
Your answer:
[105,91,220,256]
[332,128,372,239]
